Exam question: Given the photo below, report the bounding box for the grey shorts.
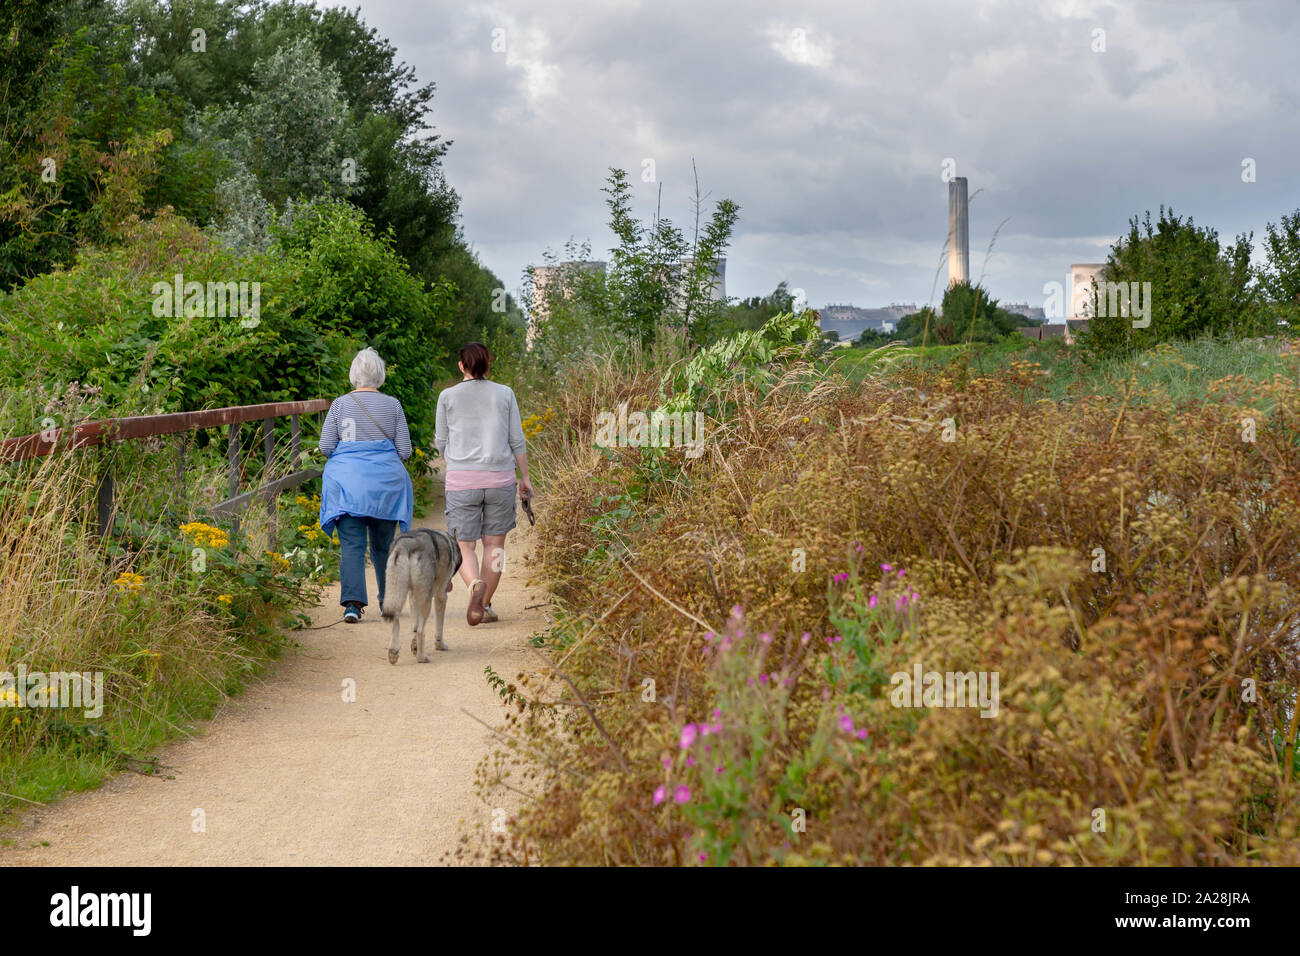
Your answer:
[445,484,517,540]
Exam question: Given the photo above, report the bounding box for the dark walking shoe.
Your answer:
[344,602,362,624]
[481,604,499,623]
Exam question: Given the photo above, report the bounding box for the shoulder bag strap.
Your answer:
[349,392,394,442]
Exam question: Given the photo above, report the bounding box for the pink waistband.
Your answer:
[445,469,516,491]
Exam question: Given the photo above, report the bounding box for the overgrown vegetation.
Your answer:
[888,281,1027,347]
[0,399,341,818]
[476,315,1300,865]
[525,167,739,366]
[0,0,472,818]
[0,0,523,377]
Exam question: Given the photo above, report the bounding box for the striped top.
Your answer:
[319,391,412,460]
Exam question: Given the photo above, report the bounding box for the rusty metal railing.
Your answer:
[0,399,330,540]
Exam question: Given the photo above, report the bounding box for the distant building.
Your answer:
[527,260,606,347]
[1069,263,1108,319]
[1002,302,1046,323]
[948,177,970,288]
[818,303,917,341]
[1018,320,1090,342]
[676,257,726,306]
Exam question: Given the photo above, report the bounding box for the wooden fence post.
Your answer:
[228,422,240,538]
[175,433,186,505]
[264,417,275,550]
[96,465,113,538]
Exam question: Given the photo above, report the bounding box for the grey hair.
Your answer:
[349,347,386,389]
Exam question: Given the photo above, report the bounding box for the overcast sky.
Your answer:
[349,0,1297,309]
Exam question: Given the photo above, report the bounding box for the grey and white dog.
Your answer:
[381,528,463,664]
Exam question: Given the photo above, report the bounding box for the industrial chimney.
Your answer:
[947,177,970,287]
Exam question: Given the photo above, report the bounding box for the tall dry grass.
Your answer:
[0,393,329,814]
[478,345,1300,865]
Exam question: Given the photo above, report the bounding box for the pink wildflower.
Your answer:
[653,785,667,806]
[680,724,698,749]
[674,785,691,804]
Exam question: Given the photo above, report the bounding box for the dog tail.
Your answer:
[381,537,417,620]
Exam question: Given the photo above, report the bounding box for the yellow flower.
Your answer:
[180,521,228,549]
[113,571,146,595]
[11,716,19,726]
[2,689,22,707]
[216,594,233,605]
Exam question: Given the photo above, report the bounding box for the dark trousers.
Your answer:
[336,515,397,608]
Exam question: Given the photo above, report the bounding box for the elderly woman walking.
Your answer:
[318,347,414,623]
[435,342,533,626]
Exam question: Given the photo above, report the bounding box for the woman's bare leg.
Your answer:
[458,539,480,588]
[481,534,507,606]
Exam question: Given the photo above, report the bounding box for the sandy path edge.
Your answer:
[0,495,544,866]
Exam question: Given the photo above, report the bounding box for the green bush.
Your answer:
[0,211,352,420]
[1081,207,1263,357]
[273,198,455,447]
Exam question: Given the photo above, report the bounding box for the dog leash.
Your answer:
[296,618,347,631]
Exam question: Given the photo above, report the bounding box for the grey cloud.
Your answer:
[355,0,1300,306]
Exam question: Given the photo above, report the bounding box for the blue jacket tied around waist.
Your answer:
[318,439,413,536]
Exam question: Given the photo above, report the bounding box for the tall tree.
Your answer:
[1258,210,1300,324]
